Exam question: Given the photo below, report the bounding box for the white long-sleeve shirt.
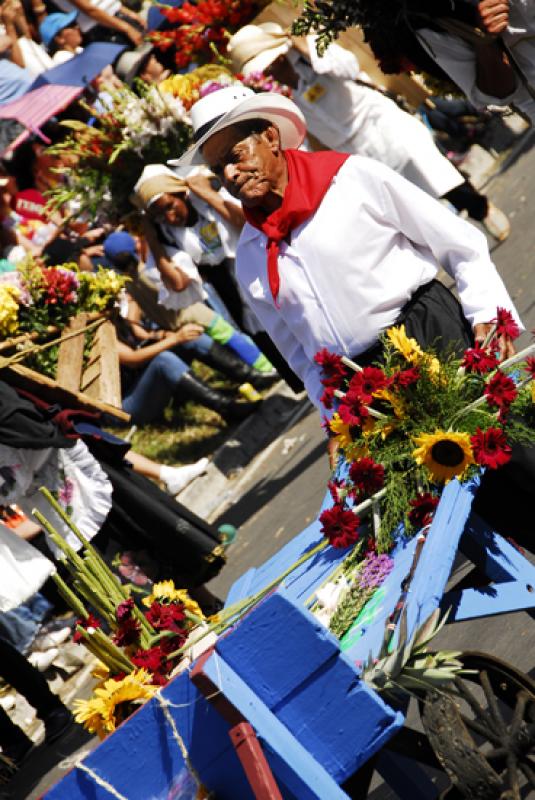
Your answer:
[235,156,522,410]
[418,0,535,122]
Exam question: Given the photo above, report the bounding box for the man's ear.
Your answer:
[263,124,282,154]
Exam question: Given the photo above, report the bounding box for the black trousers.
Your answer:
[0,637,62,756]
[357,279,534,544]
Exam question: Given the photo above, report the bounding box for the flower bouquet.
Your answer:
[33,490,208,740]
[47,65,292,224]
[310,309,535,637]
[149,0,258,69]
[47,83,192,221]
[0,259,128,378]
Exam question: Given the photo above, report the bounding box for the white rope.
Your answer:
[155,693,205,791]
[76,763,128,800]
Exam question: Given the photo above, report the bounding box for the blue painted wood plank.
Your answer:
[444,581,535,622]
[45,669,256,800]
[216,590,403,782]
[203,651,367,800]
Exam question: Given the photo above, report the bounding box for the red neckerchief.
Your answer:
[243,149,349,305]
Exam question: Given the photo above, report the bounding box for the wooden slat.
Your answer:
[2,363,130,423]
[80,320,122,408]
[56,312,87,393]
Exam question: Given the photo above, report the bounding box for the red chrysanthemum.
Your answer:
[116,598,135,623]
[320,385,336,409]
[349,458,385,498]
[470,427,512,469]
[461,344,498,375]
[131,645,169,675]
[73,613,101,643]
[319,504,360,549]
[484,371,518,410]
[314,348,348,399]
[408,493,439,529]
[338,390,370,428]
[392,366,420,388]
[493,307,520,340]
[348,367,389,401]
[112,616,141,647]
[145,601,186,633]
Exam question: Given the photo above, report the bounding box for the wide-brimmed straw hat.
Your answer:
[227,22,291,77]
[169,85,306,167]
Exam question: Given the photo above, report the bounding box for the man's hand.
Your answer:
[478,0,510,34]
[327,437,339,471]
[473,321,516,360]
[186,173,217,198]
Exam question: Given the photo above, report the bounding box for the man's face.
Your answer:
[202,124,280,208]
[139,54,170,84]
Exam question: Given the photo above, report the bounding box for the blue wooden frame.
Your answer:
[45,475,535,800]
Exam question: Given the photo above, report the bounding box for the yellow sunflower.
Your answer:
[74,669,157,740]
[329,413,353,449]
[142,580,204,619]
[329,413,370,458]
[412,430,474,483]
[386,325,423,363]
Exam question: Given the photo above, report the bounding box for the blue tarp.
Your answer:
[30,42,127,90]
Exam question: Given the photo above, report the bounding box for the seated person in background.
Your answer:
[135,164,251,330]
[114,42,170,86]
[116,295,258,424]
[40,11,84,64]
[0,34,33,106]
[46,0,145,47]
[1,0,53,76]
[103,230,279,389]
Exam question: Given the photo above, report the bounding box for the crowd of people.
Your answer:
[0,0,532,793]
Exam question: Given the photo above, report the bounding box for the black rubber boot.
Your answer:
[200,343,279,390]
[175,372,258,421]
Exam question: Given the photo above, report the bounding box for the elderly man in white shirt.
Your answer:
[171,86,521,414]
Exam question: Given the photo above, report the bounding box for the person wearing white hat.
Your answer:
[171,85,521,405]
[225,22,510,242]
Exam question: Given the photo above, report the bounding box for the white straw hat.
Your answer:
[169,85,306,167]
[227,22,291,77]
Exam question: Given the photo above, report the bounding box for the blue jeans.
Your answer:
[122,350,190,424]
[0,593,52,653]
[176,332,212,357]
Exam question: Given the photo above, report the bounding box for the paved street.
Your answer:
[16,132,535,799]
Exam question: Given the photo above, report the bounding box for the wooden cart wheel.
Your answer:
[421,651,535,800]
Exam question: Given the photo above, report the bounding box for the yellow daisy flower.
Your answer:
[412,430,474,483]
[142,581,204,619]
[386,325,423,363]
[74,669,157,740]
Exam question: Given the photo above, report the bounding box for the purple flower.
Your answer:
[355,553,394,592]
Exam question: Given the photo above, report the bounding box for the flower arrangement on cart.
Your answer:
[309,308,534,682]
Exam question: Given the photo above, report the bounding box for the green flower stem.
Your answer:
[334,389,389,420]
[77,628,133,674]
[165,539,331,661]
[32,510,85,572]
[184,610,206,627]
[52,573,88,619]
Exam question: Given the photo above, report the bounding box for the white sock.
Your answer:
[160,458,209,495]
